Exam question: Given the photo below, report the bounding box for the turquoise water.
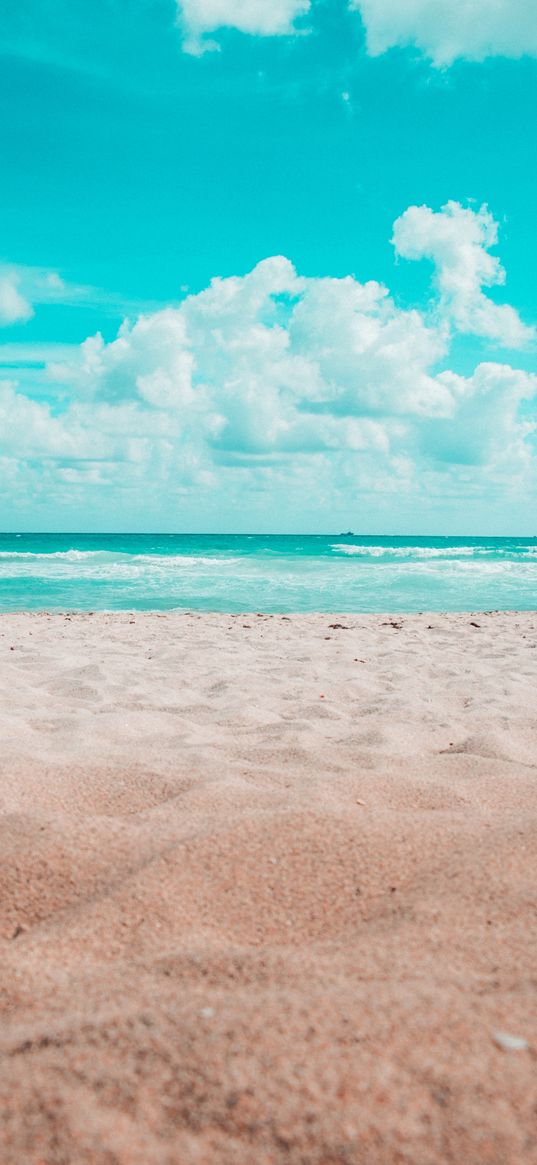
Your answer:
[1,533,536,612]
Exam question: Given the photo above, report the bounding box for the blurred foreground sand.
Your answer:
[1,611,536,1164]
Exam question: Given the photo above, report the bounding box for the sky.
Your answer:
[0,0,536,533]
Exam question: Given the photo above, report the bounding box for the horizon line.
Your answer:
[1,531,537,540]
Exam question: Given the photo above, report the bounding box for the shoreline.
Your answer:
[1,610,536,1163]
[2,605,536,615]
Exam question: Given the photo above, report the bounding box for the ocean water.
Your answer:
[0,533,536,613]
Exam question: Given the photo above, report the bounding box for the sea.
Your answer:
[0,532,536,613]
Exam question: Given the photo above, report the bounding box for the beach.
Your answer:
[1,609,536,1164]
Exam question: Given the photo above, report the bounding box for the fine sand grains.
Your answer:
[0,611,536,1164]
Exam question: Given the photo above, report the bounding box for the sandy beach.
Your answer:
[1,610,536,1164]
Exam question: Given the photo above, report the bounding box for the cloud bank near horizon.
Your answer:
[1,202,535,523]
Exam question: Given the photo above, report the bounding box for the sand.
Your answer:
[0,610,536,1164]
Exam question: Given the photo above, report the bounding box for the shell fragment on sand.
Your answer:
[493,1031,529,1052]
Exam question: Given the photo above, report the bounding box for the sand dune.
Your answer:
[1,611,536,1164]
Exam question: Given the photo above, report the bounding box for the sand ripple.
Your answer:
[1,611,536,1164]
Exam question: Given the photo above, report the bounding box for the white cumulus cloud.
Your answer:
[350,0,537,66]
[392,201,535,348]
[1,201,535,521]
[177,0,310,53]
[420,363,537,467]
[54,250,457,470]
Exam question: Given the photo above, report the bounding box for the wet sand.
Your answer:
[1,611,536,1164]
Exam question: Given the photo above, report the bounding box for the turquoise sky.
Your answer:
[0,0,536,532]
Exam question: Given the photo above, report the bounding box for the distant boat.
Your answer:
[339,531,355,536]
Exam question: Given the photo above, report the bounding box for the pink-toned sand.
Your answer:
[0,611,536,1164]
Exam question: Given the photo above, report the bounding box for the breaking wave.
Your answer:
[331,544,477,558]
[0,534,536,612]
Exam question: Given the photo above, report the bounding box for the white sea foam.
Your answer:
[0,550,240,567]
[331,544,478,558]
[0,550,120,561]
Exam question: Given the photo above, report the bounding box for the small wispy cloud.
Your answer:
[0,273,33,327]
[0,262,172,329]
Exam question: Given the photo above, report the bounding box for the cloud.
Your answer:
[0,262,163,332]
[0,266,74,328]
[1,202,536,520]
[420,363,537,467]
[177,0,310,53]
[54,251,455,468]
[392,201,535,348]
[175,0,537,63]
[0,273,33,327]
[350,0,537,66]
